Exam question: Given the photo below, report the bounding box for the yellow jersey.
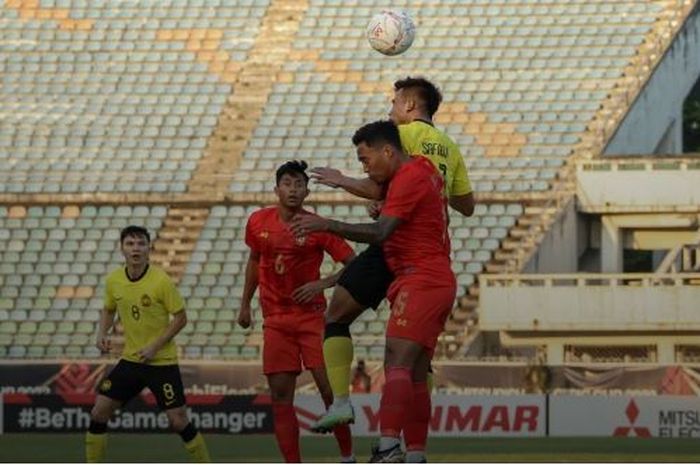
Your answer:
[399,120,472,197]
[104,264,184,365]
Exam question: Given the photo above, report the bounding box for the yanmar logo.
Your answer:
[294,396,545,437]
[295,404,539,433]
[361,404,540,433]
[612,399,651,437]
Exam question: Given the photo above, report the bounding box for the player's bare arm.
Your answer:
[96,307,116,353]
[137,309,187,362]
[291,253,356,304]
[449,192,475,217]
[310,167,384,200]
[291,214,401,245]
[238,249,260,329]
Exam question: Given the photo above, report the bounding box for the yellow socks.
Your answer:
[85,432,107,463]
[182,427,211,463]
[324,336,354,398]
[86,420,210,463]
[184,433,211,463]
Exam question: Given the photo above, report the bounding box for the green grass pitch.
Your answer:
[1,434,699,462]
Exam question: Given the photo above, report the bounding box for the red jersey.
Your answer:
[245,206,354,317]
[381,156,452,282]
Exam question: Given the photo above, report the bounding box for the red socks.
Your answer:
[379,366,413,438]
[272,403,300,463]
[333,422,353,457]
[404,381,430,451]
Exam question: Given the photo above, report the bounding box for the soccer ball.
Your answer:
[366,9,415,56]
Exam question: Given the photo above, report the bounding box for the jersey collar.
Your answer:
[413,118,434,127]
[125,264,150,282]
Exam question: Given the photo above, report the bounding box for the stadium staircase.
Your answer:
[186,0,310,198]
[153,0,310,281]
[151,208,210,280]
[656,229,700,273]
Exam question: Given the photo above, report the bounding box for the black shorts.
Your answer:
[337,244,393,310]
[97,359,186,410]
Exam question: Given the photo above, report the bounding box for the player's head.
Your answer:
[352,120,405,184]
[274,160,310,209]
[390,76,443,124]
[119,225,150,266]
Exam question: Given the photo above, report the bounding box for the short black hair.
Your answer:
[394,76,443,117]
[275,160,309,185]
[120,225,150,244]
[352,120,403,152]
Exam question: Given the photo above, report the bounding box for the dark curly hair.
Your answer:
[351,120,402,152]
[275,160,309,185]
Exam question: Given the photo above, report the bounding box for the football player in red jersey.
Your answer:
[239,160,356,463]
[291,121,457,463]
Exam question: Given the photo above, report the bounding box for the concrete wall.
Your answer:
[576,161,700,212]
[605,6,700,155]
[480,275,700,331]
[524,200,580,273]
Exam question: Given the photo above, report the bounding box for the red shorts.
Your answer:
[386,276,456,351]
[262,311,324,375]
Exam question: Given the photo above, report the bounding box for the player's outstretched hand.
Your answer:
[237,307,254,329]
[96,332,111,353]
[290,213,330,238]
[367,200,384,220]
[292,280,325,304]
[310,167,344,188]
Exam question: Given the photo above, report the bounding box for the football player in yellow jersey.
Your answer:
[309,77,474,463]
[313,76,474,214]
[85,226,210,463]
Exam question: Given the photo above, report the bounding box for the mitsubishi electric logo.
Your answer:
[612,400,651,437]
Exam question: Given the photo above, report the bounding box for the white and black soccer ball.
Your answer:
[366,9,416,56]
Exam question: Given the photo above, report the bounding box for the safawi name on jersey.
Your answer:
[421,141,448,158]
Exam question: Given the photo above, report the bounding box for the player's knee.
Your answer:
[90,404,111,424]
[326,287,364,324]
[325,300,349,324]
[167,410,189,432]
[170,418,189,432]
[270,389,294,403]
[412,364,430,382]
[384,339,420,368]
[383,343,398,366]
[324,322,351,340]
[269,383,295,403]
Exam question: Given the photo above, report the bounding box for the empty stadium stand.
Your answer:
[1,0,698,365]
[0,204,166,358]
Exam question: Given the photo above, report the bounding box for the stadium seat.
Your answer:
[240,346,259,359]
